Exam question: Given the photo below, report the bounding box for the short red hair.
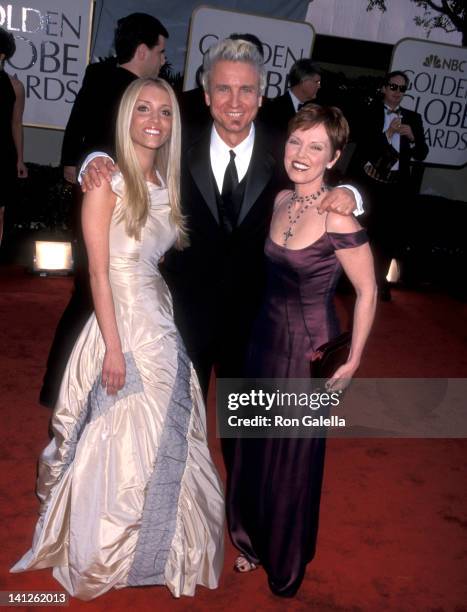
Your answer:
[288,104,349,157]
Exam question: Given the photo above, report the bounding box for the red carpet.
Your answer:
[1,265,466,611]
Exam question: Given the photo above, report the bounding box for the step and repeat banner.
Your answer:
[183,6,314,98]
[0,0,93,128]
[391,39,467,167]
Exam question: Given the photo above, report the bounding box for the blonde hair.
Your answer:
[115,77,187,248]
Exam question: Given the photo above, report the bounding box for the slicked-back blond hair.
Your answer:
[115,77,187,248]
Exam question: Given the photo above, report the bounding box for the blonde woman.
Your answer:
[11,78,224,600]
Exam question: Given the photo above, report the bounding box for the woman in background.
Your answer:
[228,105,377,597]
[0,27,28,246]
[11,78,224,600]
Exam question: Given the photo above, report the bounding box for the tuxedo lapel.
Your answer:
[187,130,219,224]
[238,128,275,225]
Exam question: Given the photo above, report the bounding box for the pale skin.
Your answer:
[82,83,172,395]
[271,123,377,390]
[63,37,167,184]
[79,60,357,216]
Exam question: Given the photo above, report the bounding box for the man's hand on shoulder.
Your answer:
[81,156,117,193]
[318,186,357,216]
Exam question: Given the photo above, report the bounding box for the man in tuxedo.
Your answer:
[160,41,357,397]
[351,70,428,300]
[39,13,169,408]
[259,59,321,134]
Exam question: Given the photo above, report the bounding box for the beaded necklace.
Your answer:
[282,185,327,245]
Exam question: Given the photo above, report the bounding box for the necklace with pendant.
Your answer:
[282,185,327,245]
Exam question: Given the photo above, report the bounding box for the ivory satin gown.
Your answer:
[11,173,225,600]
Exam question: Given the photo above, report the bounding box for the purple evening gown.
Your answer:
[227,229,368,597]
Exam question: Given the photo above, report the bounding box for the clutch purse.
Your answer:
[310,332,351,379]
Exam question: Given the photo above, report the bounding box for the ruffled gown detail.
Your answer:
[11,173,224,600]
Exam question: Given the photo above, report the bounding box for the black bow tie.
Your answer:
[385,106,400,115]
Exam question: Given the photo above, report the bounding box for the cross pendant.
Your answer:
[283,227,293,243]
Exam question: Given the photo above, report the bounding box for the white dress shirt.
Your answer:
[384,105,401,170]
[210,123,255,193]
[289,90,302,113]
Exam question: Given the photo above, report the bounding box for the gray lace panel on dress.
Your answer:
[61,352,144,470]
[127,336,193,586]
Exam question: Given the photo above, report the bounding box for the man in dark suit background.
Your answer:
[350,70,428,300]
[61,13,168,184]
[259,59,321,134]
[40,13,169,408]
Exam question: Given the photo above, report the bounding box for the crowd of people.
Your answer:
[4,10,429,602]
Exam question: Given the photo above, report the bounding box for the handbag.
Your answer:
[310,332,351,379]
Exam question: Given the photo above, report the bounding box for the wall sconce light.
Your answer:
[33,240,73,275]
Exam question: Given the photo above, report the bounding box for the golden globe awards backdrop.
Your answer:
[391,38,467,167]
[0,0,93,129]
[184,6,315,98]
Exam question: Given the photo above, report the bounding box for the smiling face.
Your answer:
[130,83,172,153]
[204,60,262,147]
[284,122,340,189]
[382,74,407,109]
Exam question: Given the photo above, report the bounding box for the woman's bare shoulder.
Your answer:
[325,211,362,234]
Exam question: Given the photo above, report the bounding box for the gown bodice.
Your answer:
[109,172,176,278]
[108,173,177,333]
[246,229,368,378]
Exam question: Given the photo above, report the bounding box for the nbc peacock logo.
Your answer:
[423,54,466,72]
[423,54,442,68]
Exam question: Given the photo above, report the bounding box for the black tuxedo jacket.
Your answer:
[258,91,295,134]
[61,61,137,166]
[352,101,428,182]
[161,121,288,354]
